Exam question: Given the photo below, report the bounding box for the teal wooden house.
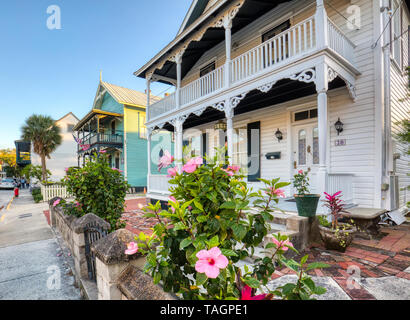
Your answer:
[73,80,157,192]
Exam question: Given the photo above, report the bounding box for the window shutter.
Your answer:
[202,132,208,164]
[247,121,261,182]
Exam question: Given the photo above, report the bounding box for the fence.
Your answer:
[41,184,69,202]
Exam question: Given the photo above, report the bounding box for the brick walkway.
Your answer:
[122,198,157,236]
[272,223,410,300]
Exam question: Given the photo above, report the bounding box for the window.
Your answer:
[262,20,291,63]
[298,129,307,165]
[183,135,201,160]
[138,112,147,139]
[312,127,319,165]
[233,127,248,175]
[294,108,318,122]
[200,61,216,77]
[67,124,74,132]
[111,121,116,135]
[391,0,402,67]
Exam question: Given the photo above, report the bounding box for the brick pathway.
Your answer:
[121,198,157,236]
[273,224,410,300]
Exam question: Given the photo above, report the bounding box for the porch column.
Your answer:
[316,63,329,202]
[224,17,232,89]
[225,105,234,164]
[147,128,152,193]
[175,119,183,170]
[315,0,328,49]
[176,55,182,109]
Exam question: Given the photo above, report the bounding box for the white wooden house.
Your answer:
[31,112,80,181]
[135,0,410,212]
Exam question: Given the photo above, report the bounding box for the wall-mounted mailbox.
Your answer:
[265,152,281,160]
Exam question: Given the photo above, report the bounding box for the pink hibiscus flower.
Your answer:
[272,238,294,252]
[298,170,304,174]
[53,199,61,207]
[124,242,139,255]
[167,167,179,178]
[223,165,240,176]
[64,168,69,173]
[99,149,107,154]
[195,247,229,279]
[266,187,286,198]
[112,167,123,173]
[158,150,174,171]
[182,157,203,174]
[241,285,268,300]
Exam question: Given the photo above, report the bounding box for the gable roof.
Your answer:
[56,112,80,123]
[177,0,211,36]
[93,81,161,109]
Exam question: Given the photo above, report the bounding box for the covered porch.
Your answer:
[146,59,357,211]
[73,109,124,168]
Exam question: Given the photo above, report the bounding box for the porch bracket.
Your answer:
[289,68,316,83]
[327,66,357,101]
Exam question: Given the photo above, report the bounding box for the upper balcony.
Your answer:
[77,132,124,153]
[147,13,356,122]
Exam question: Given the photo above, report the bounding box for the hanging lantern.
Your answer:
[334,118,344,135]
[275,128,283,142]
[214,120,227,131]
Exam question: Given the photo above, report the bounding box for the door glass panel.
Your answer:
[313,127,319,165]
[298,129,306,165]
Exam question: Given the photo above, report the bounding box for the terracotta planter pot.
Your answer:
[318,224,355,252]
[294,194,320,217]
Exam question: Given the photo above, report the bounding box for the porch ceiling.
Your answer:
[138,0,292,83]
[161,76,346,131]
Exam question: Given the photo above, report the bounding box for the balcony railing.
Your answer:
[232,15,315,84]
[148,15,356,122]
[78,133,123,152]
[148,92,176,120]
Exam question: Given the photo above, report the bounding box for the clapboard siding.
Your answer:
[389,6,410,207]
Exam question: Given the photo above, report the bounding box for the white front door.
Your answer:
[292,123,320,193]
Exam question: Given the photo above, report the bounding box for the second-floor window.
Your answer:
[67,124,74,132]
[262,20,291,63]
[139,112,147,139]
[200,61,215,77]
[391,0,402,68]
[111,121,116,135]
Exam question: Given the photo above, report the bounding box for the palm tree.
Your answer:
[21,115,62,181]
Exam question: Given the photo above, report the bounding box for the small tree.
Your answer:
[21,115,62,181]
[21,164,51,183]
[62,151,129,231]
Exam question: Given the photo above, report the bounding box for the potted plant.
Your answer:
[318,191,355,252]
[293,169,320,217]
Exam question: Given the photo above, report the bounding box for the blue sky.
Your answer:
[0,0,191,149]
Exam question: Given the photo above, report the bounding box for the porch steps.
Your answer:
[237,211,304,267]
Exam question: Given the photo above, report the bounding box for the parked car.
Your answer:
[0,178,15,190]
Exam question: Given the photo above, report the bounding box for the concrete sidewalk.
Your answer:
[0,189,81,300]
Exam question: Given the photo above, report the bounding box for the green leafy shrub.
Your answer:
[130,149,328,300]
[52,198,84,218]
[31,187,43,203]
[62,152,129,231]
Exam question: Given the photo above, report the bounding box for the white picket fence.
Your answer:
[41,184,69,202]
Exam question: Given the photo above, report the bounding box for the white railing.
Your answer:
[41,184,69,202]
[231,16,316,84]
[327,173,354,205]
[327,19,355,65]
[149,175,171,195]
[148,92,176,120]
[180,65,225,106]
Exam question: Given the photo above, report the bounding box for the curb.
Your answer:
[6,195,15,210]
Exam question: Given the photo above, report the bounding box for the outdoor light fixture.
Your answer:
[334,118,344,135]
[275,128,283,142]
[214,120,227,131]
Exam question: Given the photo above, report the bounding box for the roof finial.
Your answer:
[100,70,102,82]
